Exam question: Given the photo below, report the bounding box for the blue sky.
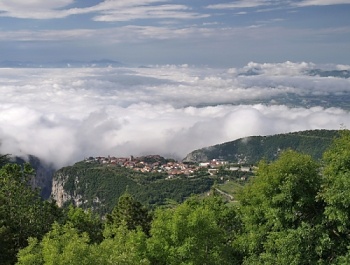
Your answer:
[0,0,350,67]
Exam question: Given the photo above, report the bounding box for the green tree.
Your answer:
[0,163,61,264]
[18,222,150,265]
[96,225,150,265]
[105,192,152,237]
[236,150,323,264]
[319,130,350,261]
[147,195,238,265]
[17,222,93,265]
[0,154,10,167]
[62,205,103,243]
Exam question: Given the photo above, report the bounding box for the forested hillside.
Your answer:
[49,129,340,216]
[51,160,213,215]
[183,129,339,163]
[0,130,350,265]
[2,130,350,264]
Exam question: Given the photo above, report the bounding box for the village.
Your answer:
[84,154,253,179]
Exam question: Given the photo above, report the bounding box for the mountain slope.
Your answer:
[51,160,213,215]
[183,130,340,164]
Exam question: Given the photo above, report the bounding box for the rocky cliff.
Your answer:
[51,171,85,208]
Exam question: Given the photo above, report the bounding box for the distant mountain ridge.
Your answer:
[238,68,350,79]
[307,69,350,79]
[183,130,340,164]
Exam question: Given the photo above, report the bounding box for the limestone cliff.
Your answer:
[51,172,84,207]
[182,149,209,163]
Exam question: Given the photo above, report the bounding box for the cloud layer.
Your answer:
[1,0,349,20]
[0,0,207,20]
[1,62,350,168]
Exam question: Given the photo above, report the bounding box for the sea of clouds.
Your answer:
[1,61,350,168]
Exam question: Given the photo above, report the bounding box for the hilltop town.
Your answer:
[84,154,253,179]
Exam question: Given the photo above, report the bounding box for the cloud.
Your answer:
[239,61,315,75]
[3,21,345,47]
[295,0,350,6]
[207,0,273,9]
[0,63,349,168]
[0,0,207,21]
[92,4,209,22]
[0,25,230,43]
[0,0,75,19]
[208,0,350,10]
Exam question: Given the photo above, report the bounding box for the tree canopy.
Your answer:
[4,130,350,264]
[0,163,61,264]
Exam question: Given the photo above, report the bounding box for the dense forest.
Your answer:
[1,130,350,264]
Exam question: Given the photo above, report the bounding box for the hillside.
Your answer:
[50,130,340,215]
[183,129,340,164]
[51,157,213,215]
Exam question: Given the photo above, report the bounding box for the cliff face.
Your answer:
[182,149,209,163]
[51,172,83,208]
[51,172,69,207]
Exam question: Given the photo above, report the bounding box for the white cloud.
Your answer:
[295,0,350,6]
[208,0,350,9]
[240,61,315,75]
[0,29,96,42]
[337,64,350,70]
[0,63,349,168]
[92,4,208,22]
[207,0,274,9]
[0,0,207,21]
[0,25,228,44]
[0,0,74,10]
[0,0,75,19]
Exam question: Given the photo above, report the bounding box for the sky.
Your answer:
[1,62,350,168]
[0,0,350,66]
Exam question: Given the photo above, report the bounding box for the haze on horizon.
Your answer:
[1,1,350,168]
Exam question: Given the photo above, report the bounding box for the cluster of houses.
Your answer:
[85,155,252,179]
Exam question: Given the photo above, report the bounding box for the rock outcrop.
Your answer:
[51,172,84,207]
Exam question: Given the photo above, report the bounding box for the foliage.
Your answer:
[97,225,150,265]
[17,222,150,265]
[11,129,350,264]
[319,130,350,261]
[236,150,324,264]
[146,195,240,265]
[58,162,137,215]
[17,223,93,265]
[184,129,339,163]
[62,205,103,243]
[55,161,213,214]
[0,154,10,167]
[105,192,152,236]
[0,163,61,265]
[131,176,214,207]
